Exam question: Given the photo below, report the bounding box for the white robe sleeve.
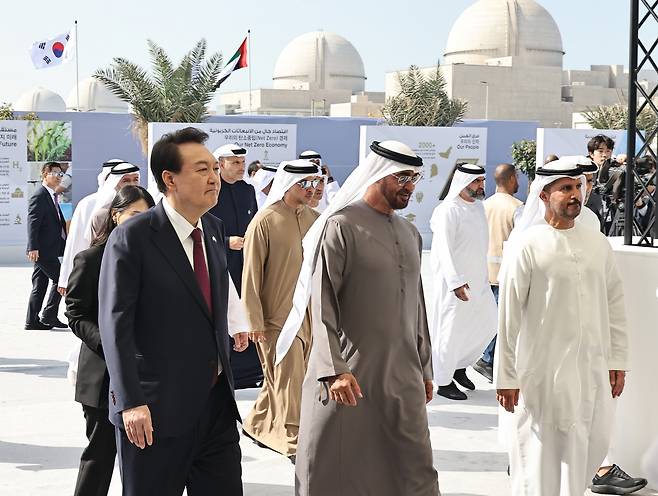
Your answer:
[58,204,91,288]
[604,244,629,371]
[430,205,468,290]
[227,278,249,337]
[494,243,532,390]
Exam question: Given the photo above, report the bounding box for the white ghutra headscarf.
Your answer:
[262,159,321,209]
[274,140,424,364]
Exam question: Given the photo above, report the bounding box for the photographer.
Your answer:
[587,135,616,230]
[634,156,657,234]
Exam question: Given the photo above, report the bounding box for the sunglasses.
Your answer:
[296,178,322,189]
[393,173,422,185]
[47,172,65,178]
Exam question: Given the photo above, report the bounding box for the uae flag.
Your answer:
[216,36,248,88]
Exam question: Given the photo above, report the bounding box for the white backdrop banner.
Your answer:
[536,128,628,165]
[359,125,488,245]
[147,122,297,192]
[0,121,29,246]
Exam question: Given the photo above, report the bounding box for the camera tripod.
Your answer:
[606,202,641,237]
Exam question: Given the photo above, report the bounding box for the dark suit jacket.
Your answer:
[208,178,257,293]
[65,244,109,408]
[27,185,66,259]
[98,202,239,437]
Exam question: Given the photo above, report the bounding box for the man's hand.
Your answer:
[610,370,626,398]
[248,330,267,343]
[328,373,363,406]
[233,332,249,352]
[229,236,244,251]
[57,286,67,296]
[424,380,433,403]
[454,283,470,301]
[122,405,153,449]
[27,250,39,263]
[496,388,520,413]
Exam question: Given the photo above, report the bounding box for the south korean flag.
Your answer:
[29,28,76,69]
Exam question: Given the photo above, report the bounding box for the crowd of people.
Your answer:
[23,130,654,495]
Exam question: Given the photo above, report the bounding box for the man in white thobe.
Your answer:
[57,159,126,294]
[251,165,277,209]
[495,160,630,496]
[429,164,497,400]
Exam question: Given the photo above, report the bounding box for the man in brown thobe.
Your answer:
[293,141,440,495]
[241,160,321,459]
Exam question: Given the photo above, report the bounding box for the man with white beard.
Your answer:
[495,159,630,495]
[429,163,497,400]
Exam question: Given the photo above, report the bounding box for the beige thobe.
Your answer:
[483,192,523,285]
[241,200,319,456]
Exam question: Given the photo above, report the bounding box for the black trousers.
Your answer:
[26,258,61,325]
[116,378,242,496]
[74,404,117,496]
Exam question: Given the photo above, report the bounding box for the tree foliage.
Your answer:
[382,65,468,127]
[582,103,658,139]
[511,139,537,181]
[0,103,39,121]
[94,39,223,152]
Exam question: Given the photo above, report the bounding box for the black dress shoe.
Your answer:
[437,382,467,401]
[453,368,475,390]
[25,321,53,330]
[41,318,69,329]
[473,358,494,383]
[591,464,648,494]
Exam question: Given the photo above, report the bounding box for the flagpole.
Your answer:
[75,20,80,112]
[248,29,252,115]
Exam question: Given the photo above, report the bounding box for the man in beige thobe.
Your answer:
[473,163,522,382]
[241,160,321,459]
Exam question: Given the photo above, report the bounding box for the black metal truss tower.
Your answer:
[626,0,658,246]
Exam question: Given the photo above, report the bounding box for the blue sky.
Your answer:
[0,0,632,106]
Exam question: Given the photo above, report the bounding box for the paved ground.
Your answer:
[1,262,655,495]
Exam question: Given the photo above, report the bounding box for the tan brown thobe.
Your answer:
[241,200,319,456]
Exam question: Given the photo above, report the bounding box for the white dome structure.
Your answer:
[14,87,66,112]
[444,0,564,67]
[66,77,129,112]
[273,31,366,92]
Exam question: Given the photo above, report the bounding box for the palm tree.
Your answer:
[94,39,223,152]
[382,64,468,127]
[582,103,658,139]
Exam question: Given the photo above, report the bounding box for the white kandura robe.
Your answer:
[495,223,629,496]
[58,192,98,289]
[429,197,497,386]
[578,204,601,231]
[255,190,267,210]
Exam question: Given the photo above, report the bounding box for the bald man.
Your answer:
[473,164,523,382]
[545,154,559,164]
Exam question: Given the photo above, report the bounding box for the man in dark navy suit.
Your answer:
[99,127,247,495]
[208,144,262,389]
[25,162,68,330]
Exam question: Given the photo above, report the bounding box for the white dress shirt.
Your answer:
[162,198,249,341]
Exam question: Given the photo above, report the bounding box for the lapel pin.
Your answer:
[212,236,217,243]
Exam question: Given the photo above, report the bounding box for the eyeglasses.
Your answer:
[393,173,422,185]
[47,172,64,178]
[296,178,322,189]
